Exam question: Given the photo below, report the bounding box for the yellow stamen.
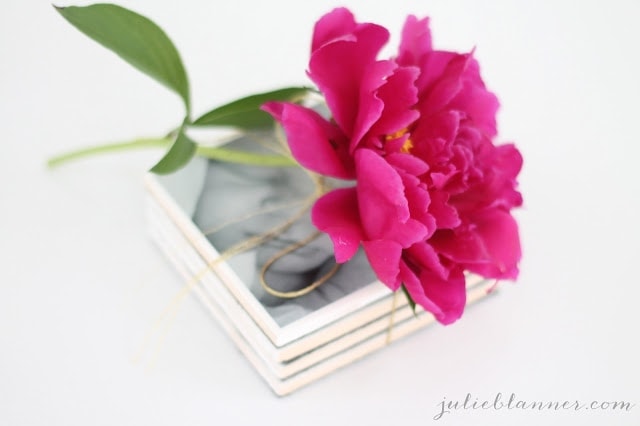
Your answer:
[385,127,409,141]
[384,127,414,154]
[400,139,414,154]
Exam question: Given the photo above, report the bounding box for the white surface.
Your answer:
[1,0,639,425]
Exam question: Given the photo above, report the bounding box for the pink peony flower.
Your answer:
[262,8,522,324]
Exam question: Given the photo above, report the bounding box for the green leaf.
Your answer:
[55,3,191,114]
[150,127,196,174]
[192,87,311,129]
[401,284,418,317]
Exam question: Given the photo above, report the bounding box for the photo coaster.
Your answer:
[144,136,496,395]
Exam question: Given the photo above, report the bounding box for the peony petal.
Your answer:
[410,110,460,169]
[391,218,430,248]
[413,110,460,147]
[367,65,420,141]
[261,102,353,179]
[494,143,523,181]
[449,141,523,213]
[397,15,433,66]
[386,153,429,176]
[465,209,521,279]
[311,8,358,51]
[414,50,459,96]
[428,190,461,228]
[484,143,524,210]
[399,171,436,234]
[355,149,429,246]
[309,19,389,138]
[406,241,449,280]
[430,227,487,265]
[355,148,408,229]
[401,258,466,325]
[430,209,521,280]
[363,239,402,290]
[398,260,443,317]
[419,267,467,324]
[419,52,469,116]
[350,60,397,151]
[355,149,409,226]
[448,57,499,137]
[311,188,364,263]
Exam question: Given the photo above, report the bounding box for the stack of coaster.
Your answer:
[144,137,495,396]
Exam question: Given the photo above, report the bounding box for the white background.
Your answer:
[2,0,639,425]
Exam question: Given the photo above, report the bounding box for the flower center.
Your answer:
[385,128,414,153]
[400,139,414,154]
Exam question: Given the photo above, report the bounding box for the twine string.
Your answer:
[259,231,341,298]
[385,290,400,345]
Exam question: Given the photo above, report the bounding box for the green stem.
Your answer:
[47,137,297,168]
[196,146,296,167]
[47,138,170,168]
